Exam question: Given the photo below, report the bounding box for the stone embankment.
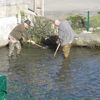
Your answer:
[73,32,100,47]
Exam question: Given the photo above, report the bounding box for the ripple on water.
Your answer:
[0,47,100,99]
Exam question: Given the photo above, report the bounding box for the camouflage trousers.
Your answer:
[62,44,71,59]
[8,36,21,57]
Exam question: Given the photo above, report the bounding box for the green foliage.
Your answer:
[30,16,55,43]
[67,15,86,29]
[90,14,100,28]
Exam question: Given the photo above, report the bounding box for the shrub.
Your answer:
[30,16,56,44]
[67,15,86,29]
[90,14,100,28]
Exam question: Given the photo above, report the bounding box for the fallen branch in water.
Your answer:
[27,40,46,49]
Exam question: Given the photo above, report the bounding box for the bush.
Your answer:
[90,14,100,28]
[67,15,86,29]
[30,16,56,44]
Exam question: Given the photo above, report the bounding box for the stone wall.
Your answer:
[34,0,44,16]
[0,5,28,18]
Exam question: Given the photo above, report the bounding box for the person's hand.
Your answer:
[56,38,61,44]
[9,36,17,43]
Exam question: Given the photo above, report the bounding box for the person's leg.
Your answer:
[8,35,18,57]
[62,44,71,59]
[15,41,21,55]
[9,42,15,57]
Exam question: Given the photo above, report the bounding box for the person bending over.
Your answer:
[54,19,75,59]
[8,19,32,57]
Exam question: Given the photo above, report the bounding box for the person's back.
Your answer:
[54,19,75,59]
[10,23,27,40]
[58,20,75,46]
[8,20,31,57]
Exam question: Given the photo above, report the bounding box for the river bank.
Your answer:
[73,32,100,47]
[0,16,100,48]
[0,32,100,48]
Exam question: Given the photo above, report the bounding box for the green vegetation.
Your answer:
[29,16,56,44]
[67,14,100,34]
[90,14,100,28]
[90,14,100,34]
[26,14,100,44]
[67,15,86,29]
[66,15,86,34]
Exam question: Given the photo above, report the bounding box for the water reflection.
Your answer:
[0,46,100,99]
[57,58,71,80]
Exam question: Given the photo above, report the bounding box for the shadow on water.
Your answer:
[0,46,100,100]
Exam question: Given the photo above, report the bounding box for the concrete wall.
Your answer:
[34,0,44,16]
[0,4,28,18]
[0,0,44,18]
[0,16,17,47]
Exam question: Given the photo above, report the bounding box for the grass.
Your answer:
[90,14,100,28]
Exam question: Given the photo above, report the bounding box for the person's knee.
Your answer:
[62,45,71,59]
[63,52,69,59]
[17,48,21,54]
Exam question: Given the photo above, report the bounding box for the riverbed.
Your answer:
[0,46,100,100]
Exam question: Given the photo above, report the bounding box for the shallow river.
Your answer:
[0,46,100,100]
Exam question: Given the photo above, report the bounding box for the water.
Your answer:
[0,46,100,100]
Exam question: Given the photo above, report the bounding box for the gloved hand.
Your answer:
[56,38,61,44]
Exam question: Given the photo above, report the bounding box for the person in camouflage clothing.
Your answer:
[8,20,32,57]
